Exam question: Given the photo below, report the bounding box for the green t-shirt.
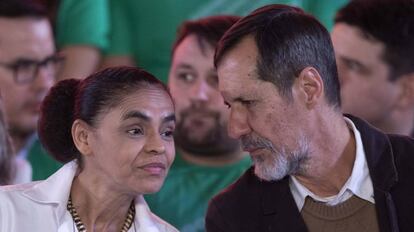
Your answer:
[55,0,347,82]
[56,0,110,51]
[107,0,348,83]
[145,153,251,232]
[27,138,63,181]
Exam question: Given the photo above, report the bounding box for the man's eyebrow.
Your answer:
[175,63,193,69]
[11,54,60,65]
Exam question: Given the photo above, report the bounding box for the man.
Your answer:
[332,0,414,136]
[0,0,62,181]
[145,16,251,232]
[206,4,414,232]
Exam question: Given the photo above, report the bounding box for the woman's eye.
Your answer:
[127,128,143,136]
[161,130,174,138]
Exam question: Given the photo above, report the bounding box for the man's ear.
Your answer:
[71,119,93,156]
[295,67,324,109]
[395,73,414,110]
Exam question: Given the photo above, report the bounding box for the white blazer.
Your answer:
[0,161,178,232]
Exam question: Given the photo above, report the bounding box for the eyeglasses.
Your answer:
[0,54,64,85]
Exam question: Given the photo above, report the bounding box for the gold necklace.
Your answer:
[67,195,135,232]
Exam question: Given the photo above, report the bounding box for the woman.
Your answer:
[0,67,178,232]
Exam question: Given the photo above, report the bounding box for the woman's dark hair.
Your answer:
[0,98,15,185]
[38,66,171,163]
[215,4,340,108]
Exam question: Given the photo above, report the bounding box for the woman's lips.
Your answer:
[139,162,166,175]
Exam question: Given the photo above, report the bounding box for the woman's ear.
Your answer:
[71,119,93,156]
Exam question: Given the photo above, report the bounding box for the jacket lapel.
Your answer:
[347,115,398,232]
[260,177,308,232]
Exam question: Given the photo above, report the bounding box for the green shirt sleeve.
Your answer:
[56,0,110,51]
[105,0,133,56]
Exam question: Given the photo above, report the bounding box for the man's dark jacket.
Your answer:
[206,115,414,232]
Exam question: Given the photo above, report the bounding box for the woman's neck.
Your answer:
[70,172,135,232]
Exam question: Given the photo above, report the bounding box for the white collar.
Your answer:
[289,117,375,210]
[21,161,177,232]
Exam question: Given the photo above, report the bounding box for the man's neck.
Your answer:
[294,115,356,197]
[10,132,32,153]
[179,148,248,167]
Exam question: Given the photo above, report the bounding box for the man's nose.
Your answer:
[32,65,55,92]
[227,105,251,139]
[191,80,212,102]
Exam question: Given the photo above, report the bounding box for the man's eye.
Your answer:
[127,128,143,136]
[224,101,231,109]
[207,74,218,89]
[16,62,36,71]
[241,100,253,106]
[177,73,195,83]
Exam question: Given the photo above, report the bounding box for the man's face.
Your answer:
[332,23,401,127]
[218,36,310,181]
[168,34,239,155]
[0,18,55,138]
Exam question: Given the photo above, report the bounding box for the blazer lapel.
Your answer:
[260,177,308,232]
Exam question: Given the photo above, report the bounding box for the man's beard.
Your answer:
[174,106,240,157]
[241,134,310,181]
[8,123,34,142]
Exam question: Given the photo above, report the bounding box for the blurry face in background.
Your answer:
[332,23,401,127]
[84,88,176,194]
[168,34,240,156]
[0,18,55,138]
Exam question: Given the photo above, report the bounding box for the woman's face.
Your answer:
[84,87,176,194]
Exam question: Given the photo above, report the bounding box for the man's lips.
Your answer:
[243,147,266,157]
[138,162,166,175]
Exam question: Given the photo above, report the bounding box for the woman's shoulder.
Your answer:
[148,212,179,232]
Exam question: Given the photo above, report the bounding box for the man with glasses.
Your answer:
[0,0,62,181]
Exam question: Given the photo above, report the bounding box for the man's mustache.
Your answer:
[241,135,275,151]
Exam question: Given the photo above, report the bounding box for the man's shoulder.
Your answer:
[387,134,414,172]
[210,166,257,202]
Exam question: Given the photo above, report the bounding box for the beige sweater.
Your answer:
[301,195,379,232]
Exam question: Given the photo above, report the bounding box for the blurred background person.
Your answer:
[332,0,414,136]
[0,0,62,181]
[0,93,32,185]
[53,0,347,82]
[55,0,109,80]
[0,93,16,185]
[145,15,250,232]
[0,67,178,231]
